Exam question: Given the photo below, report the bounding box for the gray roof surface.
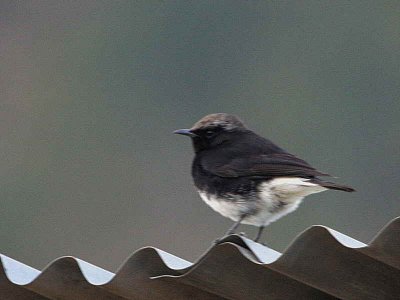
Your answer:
[1,217,399,299]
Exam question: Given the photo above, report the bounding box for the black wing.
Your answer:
[203,152,330,179]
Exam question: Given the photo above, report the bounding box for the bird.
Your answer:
[174,113,355,243]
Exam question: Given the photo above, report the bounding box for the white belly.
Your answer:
[198,177,327,227]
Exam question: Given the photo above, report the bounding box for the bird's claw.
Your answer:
[253,240,267,246]
[213,237,224,245]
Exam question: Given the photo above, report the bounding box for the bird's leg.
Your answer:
[254,226,265,243]
[214,215,246,244]
[225,218,243,236]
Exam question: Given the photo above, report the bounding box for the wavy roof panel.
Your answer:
[1,217,399,299]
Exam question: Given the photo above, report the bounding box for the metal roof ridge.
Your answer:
[0,216,399,290]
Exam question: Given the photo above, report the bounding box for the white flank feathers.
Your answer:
[199,177,327,226]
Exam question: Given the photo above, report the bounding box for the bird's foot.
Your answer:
[253,239,267,246]
[213,236,224,245]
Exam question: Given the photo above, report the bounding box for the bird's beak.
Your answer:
[173,129,198,137]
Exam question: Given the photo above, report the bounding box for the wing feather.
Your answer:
[204,153,329,179]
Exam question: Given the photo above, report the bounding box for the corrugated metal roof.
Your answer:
[1,217,399,299]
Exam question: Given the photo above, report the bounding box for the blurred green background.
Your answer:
[1,1,399,271]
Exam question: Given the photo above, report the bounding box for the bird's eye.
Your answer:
[205,130,214,138]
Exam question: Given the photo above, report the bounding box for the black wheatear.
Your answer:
[174,113,354,242]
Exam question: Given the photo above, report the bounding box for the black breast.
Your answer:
[192,156,259,199]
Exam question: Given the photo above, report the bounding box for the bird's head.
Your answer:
[174,113,247,152]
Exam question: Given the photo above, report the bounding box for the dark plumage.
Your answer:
[174,113,354,242]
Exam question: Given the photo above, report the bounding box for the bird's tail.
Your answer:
[312,179,355,192]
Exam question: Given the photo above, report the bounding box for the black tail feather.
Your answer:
[312,180,355,192]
